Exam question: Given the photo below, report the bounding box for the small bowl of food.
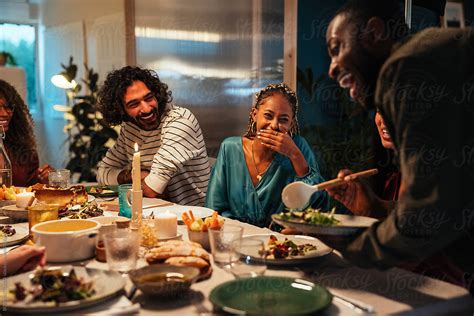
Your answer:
[129,264,200,297]
[187,230,211,251]
[183,211,224,251]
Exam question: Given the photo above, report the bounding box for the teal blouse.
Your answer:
[205,136,328,227]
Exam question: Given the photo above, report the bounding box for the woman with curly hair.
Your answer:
[96,66,210,206]
[205,83,328,227]
[0,79,52,186]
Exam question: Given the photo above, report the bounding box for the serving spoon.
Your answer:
[281,168,378,210]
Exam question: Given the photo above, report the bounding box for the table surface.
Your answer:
[5,207,474,315]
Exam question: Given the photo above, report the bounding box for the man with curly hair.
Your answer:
[0,79,53,186]
[96,66,210,205]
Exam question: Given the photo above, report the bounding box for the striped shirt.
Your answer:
[97,104,210,206]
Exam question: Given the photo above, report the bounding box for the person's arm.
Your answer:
[143,109,207,197]
[326,169,392,218]
[97,127,131,185]
[339,56,467,268]
[0,245,46,277]
[293,136,329,210]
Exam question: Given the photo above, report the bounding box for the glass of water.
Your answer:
[229,238,267,278]
[209,224,243,270]
[48,169,70,188]
[103,230,140,274]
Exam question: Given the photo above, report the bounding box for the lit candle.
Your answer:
[132,143,141,191]
[155,211,178,238]
[16,191,35,208]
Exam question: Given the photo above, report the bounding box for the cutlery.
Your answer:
[281,168,378,210]
[332,292,375,314]
[143,201,174,209]
[126,285,138,300]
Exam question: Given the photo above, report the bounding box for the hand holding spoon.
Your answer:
[281,168,378,210]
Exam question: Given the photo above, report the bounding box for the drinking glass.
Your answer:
[118,184,132,218]
[229,238,267,278]
[208,224,243,269]
[103,230,140,274]
[48,169,70,188]
[28,203,59,232]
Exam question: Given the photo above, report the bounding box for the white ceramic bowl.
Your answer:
[32,219,101,262]
[90,216,130,241]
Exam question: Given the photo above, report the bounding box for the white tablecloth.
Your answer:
[10,216,474,315]
[84,219,473,315]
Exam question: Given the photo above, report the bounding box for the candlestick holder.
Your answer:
[131,189,143,230]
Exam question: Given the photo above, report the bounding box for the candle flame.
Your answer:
[134,143,139,152]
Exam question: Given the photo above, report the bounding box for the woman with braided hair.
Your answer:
[0,79,53,186]
[205,83,328,227]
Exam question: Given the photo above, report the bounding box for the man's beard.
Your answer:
[130,107,160,130]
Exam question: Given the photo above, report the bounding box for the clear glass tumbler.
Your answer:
[229,238,267,278]
[103,230,140,274]
[48,169,70,188]
[209,224,243,269]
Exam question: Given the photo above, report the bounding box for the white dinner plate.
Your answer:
[272,214,378,236]
[1,265,125,313]
[242,234,332,266]
[0,205,28,222]
[0,224,30,248]
[143,204,214,222]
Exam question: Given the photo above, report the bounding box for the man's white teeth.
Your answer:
[382,128,391,138]
[0,120,7,125]
[141,112,153,120]
[339,73,353,89]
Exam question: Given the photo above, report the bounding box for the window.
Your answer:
[135,0,284,156]
[0,23,37,113]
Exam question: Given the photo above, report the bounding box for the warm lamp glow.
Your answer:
[51,74,77,90]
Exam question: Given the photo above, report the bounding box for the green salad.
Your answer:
[10,268,95,304]
[277,207,340,226]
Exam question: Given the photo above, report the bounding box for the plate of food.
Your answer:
[1,266,125,313]
[242,234,332,266]
[58,201,104,219]
[85,185,119,198]
[272,207,378,236]
[0,224,29,247]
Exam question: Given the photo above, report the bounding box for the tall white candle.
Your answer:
[155,211,178,238]
[132,143,141,191]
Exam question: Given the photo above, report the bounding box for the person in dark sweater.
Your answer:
[325,0,473,291]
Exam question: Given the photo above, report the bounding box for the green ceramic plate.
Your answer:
[209,276,332,315]
[85,185,119,197]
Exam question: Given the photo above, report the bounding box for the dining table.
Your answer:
[2,198,474,315]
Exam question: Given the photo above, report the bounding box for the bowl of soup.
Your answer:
[32,219,101,262]
[129,264,200,297]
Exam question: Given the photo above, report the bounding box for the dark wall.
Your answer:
[465,0,474,26]
[295,0,468,208]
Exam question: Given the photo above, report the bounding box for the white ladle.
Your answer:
[281,168,378,210]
